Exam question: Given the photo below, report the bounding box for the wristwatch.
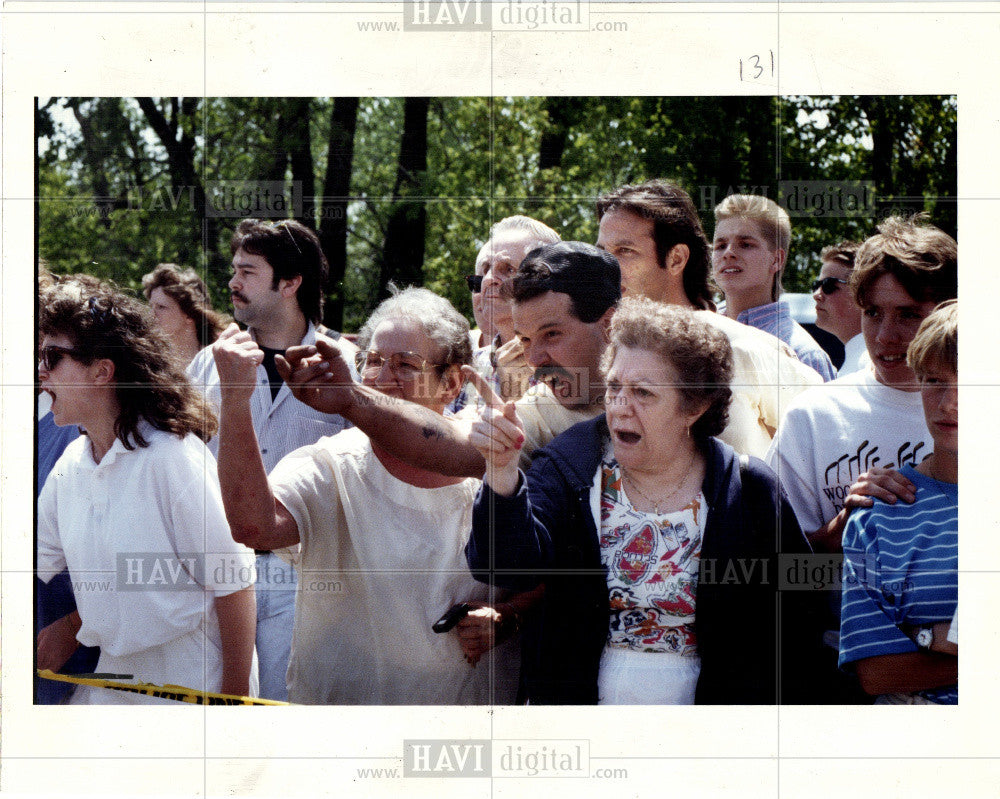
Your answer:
[915,626,934,650]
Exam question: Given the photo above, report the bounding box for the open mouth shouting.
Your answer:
[613,428,642,445]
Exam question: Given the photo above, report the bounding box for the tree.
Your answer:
[36,95,957,326]
[319,98,359,331]
[376,97,430,298]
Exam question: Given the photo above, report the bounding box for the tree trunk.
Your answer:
[66,99,114,228]
[136,97,218,270]
[378,97,429,299]
[284,98,314,230]
[538,96,577,170]
[859,97,894,211]
[320,97,359,331]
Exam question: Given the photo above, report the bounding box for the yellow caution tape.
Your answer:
[37,669,290,705]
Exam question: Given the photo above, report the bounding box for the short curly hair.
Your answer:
[40,276,217,448]
[141,263,230,347]
[600,297,733,440]
[356,285,472,369]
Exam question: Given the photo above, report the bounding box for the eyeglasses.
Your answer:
[40,345,84,371]
[354,350,444,381]
[465,275,484,293]
[812,277,848,295]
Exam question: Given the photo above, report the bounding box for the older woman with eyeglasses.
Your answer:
[36,277,257,703]
[214,286,521,704]
[467,297,822,704]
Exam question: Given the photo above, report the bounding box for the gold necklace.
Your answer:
[621,448,696,515]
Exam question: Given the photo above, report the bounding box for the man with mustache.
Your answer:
[278,241,619,475]
[188,218,356,702]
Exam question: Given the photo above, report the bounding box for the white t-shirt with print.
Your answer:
[765,366,931,534]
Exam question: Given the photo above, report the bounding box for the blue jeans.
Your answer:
[254,553,297,702]
[35,573,100,704]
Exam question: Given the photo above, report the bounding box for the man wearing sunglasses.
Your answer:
[188,217,357,703]
[813,242,867,376]
[458,216,560,408]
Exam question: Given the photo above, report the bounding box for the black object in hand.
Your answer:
[432,603,472,633]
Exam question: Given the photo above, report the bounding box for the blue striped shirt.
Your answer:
[839,465,958,703]
[736,300,837,381]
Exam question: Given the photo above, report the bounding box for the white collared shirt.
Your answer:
[187,321,356,473]
[37,427,255,656]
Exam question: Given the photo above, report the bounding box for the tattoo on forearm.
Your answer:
[421,425,445,441]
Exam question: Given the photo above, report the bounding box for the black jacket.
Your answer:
[467,416,825,704]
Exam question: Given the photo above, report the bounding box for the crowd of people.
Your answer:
[35,178,958,706]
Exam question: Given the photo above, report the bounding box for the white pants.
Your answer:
[597,645,700,705]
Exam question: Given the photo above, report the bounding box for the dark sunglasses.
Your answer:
[40,345,84,371]
[812,277,848,295]
[465,274,484,293]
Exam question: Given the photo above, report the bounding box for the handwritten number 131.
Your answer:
[740,50,775,81]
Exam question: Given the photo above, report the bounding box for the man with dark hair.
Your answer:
[229,219,328,327]
[188,217,357,702]
[596,180,821,457]
[596,179,715,310]
[497,242,620,460]
[814,241,866,376]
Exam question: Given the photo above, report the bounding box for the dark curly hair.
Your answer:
[141,263,230,347]
[39,277,217,448]
[600,296,733,440]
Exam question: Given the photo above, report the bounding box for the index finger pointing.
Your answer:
[461,365,503,409]
[313,337,347,364]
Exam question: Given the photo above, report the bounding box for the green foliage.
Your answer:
[38,95,957,330]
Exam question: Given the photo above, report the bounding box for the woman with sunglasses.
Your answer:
[813,242,867,377]
[36,278,257,704]
[213,286,520,704]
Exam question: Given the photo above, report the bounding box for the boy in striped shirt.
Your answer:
[839,300,958,703]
